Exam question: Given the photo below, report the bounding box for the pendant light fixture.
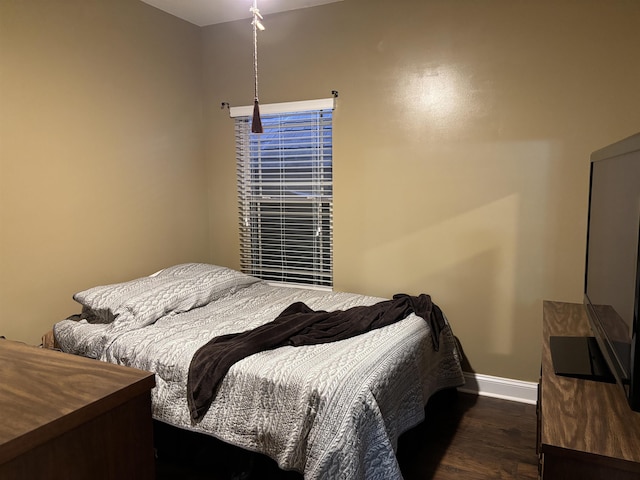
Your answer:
[250,0,264,133]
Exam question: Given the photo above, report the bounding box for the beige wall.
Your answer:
[1,0,639,383]
[0,0,208,344]
[204,0,640,382]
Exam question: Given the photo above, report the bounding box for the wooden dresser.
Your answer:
[0,340,156,480]
[539,301,640,479]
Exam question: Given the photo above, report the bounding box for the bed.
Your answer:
[53,263,465,480]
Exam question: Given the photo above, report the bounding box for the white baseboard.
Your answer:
[457,372,538,405]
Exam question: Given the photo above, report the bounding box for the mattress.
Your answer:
[54,264,465,480]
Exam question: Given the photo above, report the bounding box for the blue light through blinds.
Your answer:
[235,108,333,287]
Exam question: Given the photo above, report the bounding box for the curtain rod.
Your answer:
[221,90,338,112]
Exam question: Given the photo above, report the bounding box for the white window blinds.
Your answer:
[233,99,334,287]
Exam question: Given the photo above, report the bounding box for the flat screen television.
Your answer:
[551,132,640,412]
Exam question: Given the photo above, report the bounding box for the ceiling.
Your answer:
[140,0,344,27]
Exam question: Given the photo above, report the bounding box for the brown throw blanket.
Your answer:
[187,293,445,421]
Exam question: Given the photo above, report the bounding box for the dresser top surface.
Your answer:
[541,301,640,463]
[0,340,154,461]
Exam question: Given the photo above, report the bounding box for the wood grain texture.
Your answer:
[1,393,155,480]
[0,339,156,478]
[398,391,538,480]
[540,301,640,477]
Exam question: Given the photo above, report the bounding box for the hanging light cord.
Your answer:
[250,0,264,133]
[252,0,259,102]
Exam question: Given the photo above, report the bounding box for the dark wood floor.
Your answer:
[155,390,539,480]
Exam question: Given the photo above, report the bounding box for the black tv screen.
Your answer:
[585,132,640,412]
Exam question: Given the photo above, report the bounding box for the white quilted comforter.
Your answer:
[54,264,464,480]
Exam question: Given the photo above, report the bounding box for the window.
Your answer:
[231,99,334,288]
